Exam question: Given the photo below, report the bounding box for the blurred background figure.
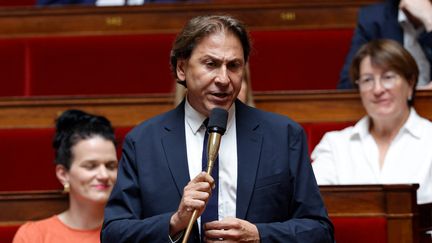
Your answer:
[338,0,432,90]
[13,109,118,243]
[36,0,209,6]
[174,64,255,107]
[312,39,432,204]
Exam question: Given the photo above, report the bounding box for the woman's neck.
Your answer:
[59,197,105,230]
[370,108,410,141]
[370,108,411,169]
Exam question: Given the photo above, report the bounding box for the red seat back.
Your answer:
[0,126,132,192]
[332,217,388,243]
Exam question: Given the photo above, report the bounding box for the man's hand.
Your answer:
[169,172,214,236]
[203,217,260,243]
[399,0,432,31]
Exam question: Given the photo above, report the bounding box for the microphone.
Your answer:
[206,108,228,176]
[182,108,228,243]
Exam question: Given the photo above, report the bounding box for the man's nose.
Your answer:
[215,66,229,85]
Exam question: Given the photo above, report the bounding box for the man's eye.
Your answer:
[205,62,216,67]
[228,62,241,70]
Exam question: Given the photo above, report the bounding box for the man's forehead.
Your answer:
[191,32,244,61]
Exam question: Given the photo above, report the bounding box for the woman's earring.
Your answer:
[63,182,70,194]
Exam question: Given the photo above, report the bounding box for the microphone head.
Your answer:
[207,108,228,135]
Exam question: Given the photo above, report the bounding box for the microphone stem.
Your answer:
[182,133,221,243]
[181,158,215,243]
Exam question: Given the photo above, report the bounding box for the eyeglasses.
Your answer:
[355,72,400,91]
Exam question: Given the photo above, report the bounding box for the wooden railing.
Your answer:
[1,185,430,242]
[0,0,378,38]
[0,90,431,129]
[321,184,431,243]
[0,190,67,226]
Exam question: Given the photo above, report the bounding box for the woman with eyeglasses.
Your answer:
[311,39,432,204]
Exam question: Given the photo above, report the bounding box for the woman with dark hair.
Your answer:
[13,109,118,243]
[312,39,432,204]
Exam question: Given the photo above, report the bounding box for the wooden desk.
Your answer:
[321,184,423,243]
[0,0,378,38]
[0,185,430,242]
[0,90,431,129]
[0,190,67,226]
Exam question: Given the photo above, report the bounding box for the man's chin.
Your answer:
[207,101,233,112]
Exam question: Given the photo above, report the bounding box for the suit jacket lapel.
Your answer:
[235,101,263,219]
[161,101,191,197]
[161,101,204,242]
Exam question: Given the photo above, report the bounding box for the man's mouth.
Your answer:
[212,92,229,98]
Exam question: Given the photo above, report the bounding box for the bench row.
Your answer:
[0,29,352,97]
[2,185,429,243]
[0,121,353,191]
[2,90,431,191]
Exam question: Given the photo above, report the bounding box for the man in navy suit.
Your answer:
[101,15,334,242]
[338,0,432,89]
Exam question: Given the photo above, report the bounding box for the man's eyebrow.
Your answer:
[200,54,243,63]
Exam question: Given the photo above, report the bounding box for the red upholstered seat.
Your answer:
[28,34,177,96]
[0,28,354,97]
[332,217,387,243]
[249,29,353,91]
[0,225,21,243]
[0,1,35,7]
[114,126,133,156]
[0,126,132,192]
[302,121,355,155]
[0,39,26,97]
[0,128,58,191]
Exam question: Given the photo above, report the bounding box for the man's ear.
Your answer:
[176,59,187,82]
[56,164,69,186]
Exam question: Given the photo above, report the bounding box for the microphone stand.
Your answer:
[181,132,221,243]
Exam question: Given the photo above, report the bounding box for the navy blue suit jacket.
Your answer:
[338,0,432,89]
[101,100,334,242]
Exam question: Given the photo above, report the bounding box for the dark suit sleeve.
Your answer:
[255,127,334,243]
[101,135,173,242]
[338,6,376,89]
[419,31,432,71]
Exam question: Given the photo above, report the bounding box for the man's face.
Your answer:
[176,31,245,117]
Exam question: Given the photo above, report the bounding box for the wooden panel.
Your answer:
[255,90,432,123]
[0,185,430,242]
[320,184,424,243]
[0,94,173,128]
[0,190,67,226]
[0,90,431,129]
[0,0,378,38]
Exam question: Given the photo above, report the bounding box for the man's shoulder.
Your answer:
[126,106,182,139]
[359,1,395,20]
[239,104,303,132]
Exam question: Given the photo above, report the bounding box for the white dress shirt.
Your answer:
[184,99,238,230]
[398,10,431,86]
[312,108,432,204]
